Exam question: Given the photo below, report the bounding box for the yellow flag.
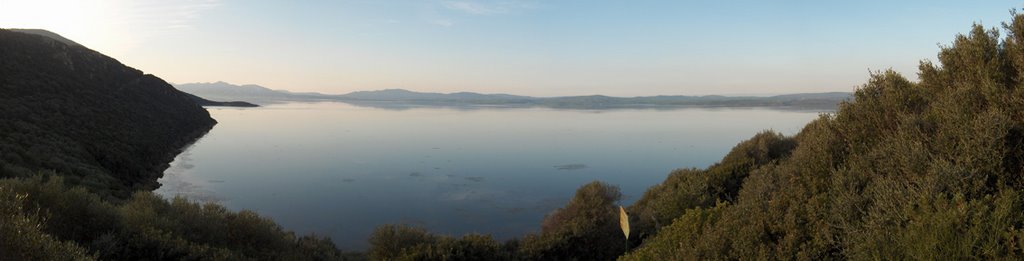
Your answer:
[619,206,630,239]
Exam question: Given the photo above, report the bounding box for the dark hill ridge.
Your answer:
[7,29,82,47]
[184,92,259,107]
[0,29,216,198]
[0,29,353,260]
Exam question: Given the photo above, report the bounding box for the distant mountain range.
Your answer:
[173,82,328,105]
[175,82,851,110]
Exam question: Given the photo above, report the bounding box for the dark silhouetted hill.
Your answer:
[0,29,357,260]
[7,29,81,46]
[0,29,216,198]
[184,93,259,107]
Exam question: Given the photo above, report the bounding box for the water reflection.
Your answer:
[156,102,823,250]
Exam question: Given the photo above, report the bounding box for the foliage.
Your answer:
[619,204,725,260]
[627,130,796,241]
[11,8,1024,261]
[0,176,361,260]
[0,29,216,199]
[380,11,1024,261]
[621,14,1024,260]
[516,181,626,260]
[368,224,511,260]
[0,185,94,260]
[0,29,366,259]
[366,181,627,260]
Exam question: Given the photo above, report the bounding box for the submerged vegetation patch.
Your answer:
[554,164,588,170]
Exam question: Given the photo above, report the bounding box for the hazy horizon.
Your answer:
[2,0,1021,96]
[174,80,853,97]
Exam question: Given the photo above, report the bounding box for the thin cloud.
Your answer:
[121,0,222,32]
[430,19,454,27]
[443,1,503,15]
[441,1,537,15]
[428,1,538,26]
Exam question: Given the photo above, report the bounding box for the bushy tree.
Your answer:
[628,131,796,241]
[368,224,510,260]
[623,13,1024,260]
[368,181,628,260]
[0,185,94,260]
[517,181,625,260]
[0,176,359,260]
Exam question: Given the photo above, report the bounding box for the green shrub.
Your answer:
[517,181,626,260]
[0,185,94,260]
[0,176,358,260]
[623,13,1024,260]
[629,131,796,240]
[368,224,510,260]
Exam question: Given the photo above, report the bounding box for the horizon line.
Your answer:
[173,81,854,99]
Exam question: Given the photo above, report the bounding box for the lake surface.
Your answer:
[155,102,824,250]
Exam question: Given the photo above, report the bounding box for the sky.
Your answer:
[1,0,1022,96]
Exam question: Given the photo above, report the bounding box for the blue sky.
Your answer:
[1,0,1021,96]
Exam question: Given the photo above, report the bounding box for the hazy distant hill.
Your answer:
[175,81,330,104]
[343,88,534,102]
[170,83,260,107]
[177,82,851,110]
[537,92,852,109]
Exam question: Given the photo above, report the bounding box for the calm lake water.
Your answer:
[155,102,823,250]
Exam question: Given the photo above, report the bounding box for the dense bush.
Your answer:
[0,176,361,260]
[368,224,511,260]
[622,15,1024,260]
[367,181,628,260]
[516,181,626,260]
[370,11,1024,261]
[0,185,93,260]
[628,131,796,241]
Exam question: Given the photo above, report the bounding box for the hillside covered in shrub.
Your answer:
[0,29,215,199]
[0,29,357,260]
[622,13,1024,260]
[369,13,1024,260]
